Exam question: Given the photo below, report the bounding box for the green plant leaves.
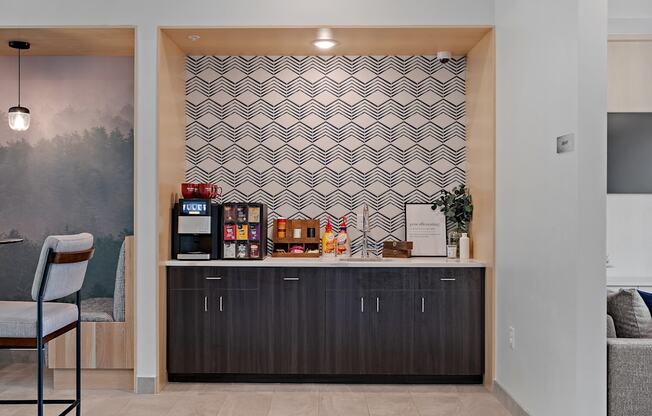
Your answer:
[431,185,473,230]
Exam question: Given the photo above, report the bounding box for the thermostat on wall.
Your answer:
[557,133,575,154]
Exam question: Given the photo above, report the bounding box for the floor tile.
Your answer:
[458,393,511,416]
[408,384,458,393]
[348,384,413,393]
[164,391,227,416]
[365,392,418,416]
[0,363,510,416]
[216,392,273,416]
[319,392,369,416]
[268,391,318,416]
[411,392,461,416]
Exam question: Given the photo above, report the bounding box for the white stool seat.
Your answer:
[0,301,78,339]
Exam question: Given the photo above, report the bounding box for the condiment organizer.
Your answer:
[272,219,320,258]
[221,203,267,260]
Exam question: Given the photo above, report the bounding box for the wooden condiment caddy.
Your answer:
[272,219,321,258]
[382,241,413,258]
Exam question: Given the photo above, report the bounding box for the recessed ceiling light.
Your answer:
[312,39,338,50]
[188,34,201,42]
[312,28,337,50]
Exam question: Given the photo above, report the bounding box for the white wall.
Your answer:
[608,0,652,35]
[495,0,607,415]
[607,195,652,285]
[0,0,495,388]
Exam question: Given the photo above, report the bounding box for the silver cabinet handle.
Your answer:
[360,297,364,313]
[204,296,208,312]
[219,296,223,312]
[376,297,380,313]
[206,276,222,280]
[441,278,456,281]
[283,277,300,281]
[421,297,425,313]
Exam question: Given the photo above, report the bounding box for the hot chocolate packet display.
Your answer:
[223,205,236,222]
[223,242,236,258]
[248,206,260,222]
[236,224,248,240]
[236,205,248,223]
[236,242,248,258]
[224,224,236,241]
[249,242,260,258]
[248,223,260,240]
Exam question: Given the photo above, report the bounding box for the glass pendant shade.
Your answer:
[8,106,30,131]
[8,40,31,131]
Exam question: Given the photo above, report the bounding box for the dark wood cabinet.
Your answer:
[265,268,323,374]
[167,265,484,383]
[366,289,414,375]
[322,287,366,374]
[167,288,213,374]
[413,268,484,376]
[212,288,264,373]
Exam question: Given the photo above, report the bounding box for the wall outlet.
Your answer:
[509,326,516,350]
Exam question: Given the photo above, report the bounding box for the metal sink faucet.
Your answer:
[361,203,370,258]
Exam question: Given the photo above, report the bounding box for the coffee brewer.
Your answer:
[172,199,220,260]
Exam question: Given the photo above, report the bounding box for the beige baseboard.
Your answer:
[136,376,157,394]
[53,369,133,391]
[493,380,530,416]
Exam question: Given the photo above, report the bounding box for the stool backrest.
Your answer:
[31,233,94,302]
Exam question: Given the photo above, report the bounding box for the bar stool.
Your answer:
[0,233,94,416]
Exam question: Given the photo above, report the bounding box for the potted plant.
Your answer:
[432,184,473,246]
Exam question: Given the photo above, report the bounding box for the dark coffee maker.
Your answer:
[172,199,220,260]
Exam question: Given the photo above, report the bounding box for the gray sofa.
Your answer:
[608,294,652,416]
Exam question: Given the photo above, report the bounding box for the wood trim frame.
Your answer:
[465,29,496,388]
[48,236,135,371]
[49,248,94,264]
[156,29,188,393]
[0,322,77,348]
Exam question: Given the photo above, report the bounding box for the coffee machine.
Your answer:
[172,199,220,260]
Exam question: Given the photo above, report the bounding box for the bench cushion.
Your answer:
[113,240,126,322]
[81,297,114,322]
[0,301,78,338]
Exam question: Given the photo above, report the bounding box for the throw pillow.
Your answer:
[638,290,652,316]
[607,288,652,338]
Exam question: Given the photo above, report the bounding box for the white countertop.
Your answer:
[164,257,485,268]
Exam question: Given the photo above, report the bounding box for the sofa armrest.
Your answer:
[608,338,652,416]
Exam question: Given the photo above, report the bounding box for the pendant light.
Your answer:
[7,41,30,131]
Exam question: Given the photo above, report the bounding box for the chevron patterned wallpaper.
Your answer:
[185,55,466,254]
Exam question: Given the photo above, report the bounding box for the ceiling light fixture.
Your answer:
[312,28,338,50]
[7,40,31,132]
[188,34,201,42]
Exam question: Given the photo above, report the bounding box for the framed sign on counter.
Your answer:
[405,203,447,257]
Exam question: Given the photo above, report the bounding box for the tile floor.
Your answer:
[0,363,510,416]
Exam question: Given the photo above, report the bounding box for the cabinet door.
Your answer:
[365,290,413,374]
[267,269,322,374]
[321,288,366,374]
[413,270,484,375]
[212,288,264,373]
[167,289,213,374]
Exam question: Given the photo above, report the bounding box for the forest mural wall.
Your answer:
[0,56,134,300]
